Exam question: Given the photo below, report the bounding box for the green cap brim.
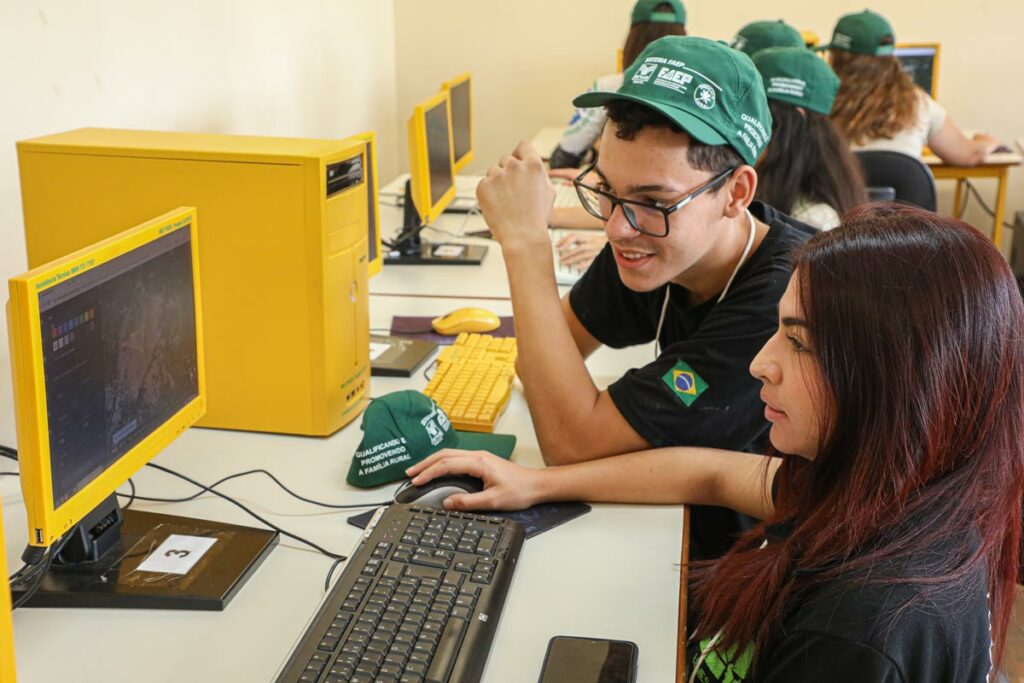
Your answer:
[572,90,729,148]
[454,431,516,460]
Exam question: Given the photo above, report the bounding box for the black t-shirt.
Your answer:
[570,201,814,452]
[569,202,814,558]
[687,526,994,682]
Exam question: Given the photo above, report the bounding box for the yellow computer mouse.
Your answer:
[431,307,501,335]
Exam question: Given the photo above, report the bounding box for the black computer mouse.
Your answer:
[393,474,485,508]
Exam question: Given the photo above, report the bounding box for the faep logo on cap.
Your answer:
[633,62,659,84]
[694,84,716,110]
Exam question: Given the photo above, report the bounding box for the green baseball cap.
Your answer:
[631,0,686,25]
[820,9,895,56]
[347,390,516,488]
[731,20,805,57]
[573,35,773,166]
[753,47,840,115]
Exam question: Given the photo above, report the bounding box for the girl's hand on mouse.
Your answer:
[406,449,544,511]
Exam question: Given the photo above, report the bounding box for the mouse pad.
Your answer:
[391,316,514,345]
[346,501,591,539]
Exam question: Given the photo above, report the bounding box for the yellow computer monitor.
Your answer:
[351,130,384,276]
[407,90,456,225]
[616,48,624,73]
[7,207,276,610]
[0,496,15,682]
[894,42,940,99]
[441,73,473,173]
[7,208,206,548]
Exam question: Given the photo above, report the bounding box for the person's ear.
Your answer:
[721,165,757,219]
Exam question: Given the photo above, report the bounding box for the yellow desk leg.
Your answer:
[953,179,965,218]
[993,168,1009,250]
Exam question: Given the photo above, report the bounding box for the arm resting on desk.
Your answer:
[928,118,1001,166]
[407,447,780,521]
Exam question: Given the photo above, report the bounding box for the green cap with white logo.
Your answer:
[347,390,516,488]
[820,9,895,56]
[731,20,805,57]
[753,47,840,115]
[631,0,686,25]
[573,35,773,166]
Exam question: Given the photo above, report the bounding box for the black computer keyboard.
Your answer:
[276,504,525,683]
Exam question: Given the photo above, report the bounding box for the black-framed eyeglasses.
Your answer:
[572,164,736,237]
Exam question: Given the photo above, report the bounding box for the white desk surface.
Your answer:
[923,150,1023,166]
[372,200,518,301]
[0,292,678,683]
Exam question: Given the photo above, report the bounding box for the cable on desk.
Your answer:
[142,462,350,560]
[10,530,74,610]
[125,466,392,510]
[0,445,17,461]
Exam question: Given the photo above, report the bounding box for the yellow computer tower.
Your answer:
[17,128,379,436]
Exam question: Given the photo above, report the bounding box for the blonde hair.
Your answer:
[829,50,920,145]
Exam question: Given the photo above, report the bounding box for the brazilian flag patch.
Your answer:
[662,360,708,407]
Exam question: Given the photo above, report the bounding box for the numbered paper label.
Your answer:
[136,534,217,575]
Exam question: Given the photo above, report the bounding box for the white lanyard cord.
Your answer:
[655,210,757,359]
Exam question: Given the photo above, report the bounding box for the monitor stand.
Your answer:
[384,180,488,266]
[14,494,277,610]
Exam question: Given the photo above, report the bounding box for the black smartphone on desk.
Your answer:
[538,636,638,683]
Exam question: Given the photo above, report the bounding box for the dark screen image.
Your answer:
[425,99,454,206]
[449,80,472,164]
[540,637,637,683]
[38,228,199,508]
[895,49,936,96]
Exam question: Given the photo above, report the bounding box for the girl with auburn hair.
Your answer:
[827,9,1001,165]
[408,203,1024,680]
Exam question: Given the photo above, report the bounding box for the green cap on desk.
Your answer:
[347,390,515,488]
[731,20,805,57]
[754,47,840,115]
[631,0,686,25]
[573,36,773,166]
[819,9,895,56]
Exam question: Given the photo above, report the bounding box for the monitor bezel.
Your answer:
[7,207,207,548]
[893,42,941,99]
[441,72,474,173]
[407,90,456,225]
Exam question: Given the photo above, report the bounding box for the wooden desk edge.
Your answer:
[676,504,691,683]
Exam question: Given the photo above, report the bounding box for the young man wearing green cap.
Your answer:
[549,0,686,170]
[731,19,805,57]
[477,36,814,557]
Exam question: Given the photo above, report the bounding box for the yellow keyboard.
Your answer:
[424,333,517,433]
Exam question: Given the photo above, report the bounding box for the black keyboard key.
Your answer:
[424,617,468,683]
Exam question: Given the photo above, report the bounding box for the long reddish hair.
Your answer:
[689,203,1024,671]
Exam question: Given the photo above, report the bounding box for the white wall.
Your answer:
[0,0,399,443]
[394,0,1024,243]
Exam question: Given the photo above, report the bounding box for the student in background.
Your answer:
[730,19,804,58]
[409,203,1023,680]
[548,0,687,170]
[826,9,1001,165]
[753,47,867,230]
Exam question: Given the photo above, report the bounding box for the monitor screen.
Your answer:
[449,79,472,165]
[424,99,454,206]
[894,46,937,97]
[37,228,198,508]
